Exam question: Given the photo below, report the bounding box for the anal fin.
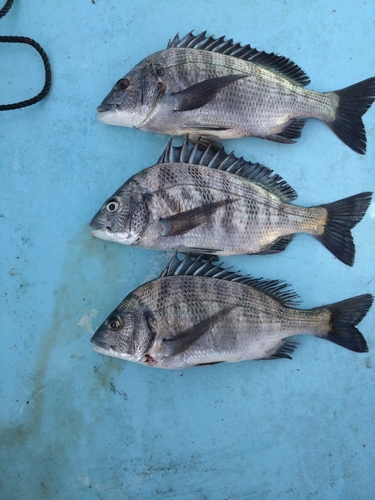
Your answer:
[254,234,294,255]
[263,339,299,360]
[266,118,308,144]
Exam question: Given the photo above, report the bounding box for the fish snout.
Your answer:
[97,103,112,113]
[89,218,104,229]
[90,334,110,349]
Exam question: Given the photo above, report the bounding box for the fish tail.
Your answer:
[328,77,375,154]
[315,191,372,266]
[316,294,373,352]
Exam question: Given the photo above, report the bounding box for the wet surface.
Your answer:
[1,1,375,499]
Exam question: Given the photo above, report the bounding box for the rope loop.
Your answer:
[0,1,52,110]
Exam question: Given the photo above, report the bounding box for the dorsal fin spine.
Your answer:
[188,31,206,47]
[218,151,235,170]
[166,137,173,162]
[188,141,199,163]
[207,146,224,168]
[157,138,297,202]
[200,144,214,165]
[167,31,310,87]
[160,254,300,306]
[226,157,243,172]
[180,135,189,162]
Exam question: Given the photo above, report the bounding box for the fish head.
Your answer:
[97,55,166,129]
[91,293,155,363]
[90,179,149,245]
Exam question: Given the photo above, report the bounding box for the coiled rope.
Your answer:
[0,0,52,110]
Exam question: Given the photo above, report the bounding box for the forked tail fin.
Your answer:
[315,191,372,266]
[329,77,375,154]
[316,294,373,352]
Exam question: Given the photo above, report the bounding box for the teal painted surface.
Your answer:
[1,1,374,499]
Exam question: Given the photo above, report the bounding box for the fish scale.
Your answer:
[149,164,296,252]
[91,254,372,369]
[133,276,297,364]
[97,31,375,153]
[90,138,372,264]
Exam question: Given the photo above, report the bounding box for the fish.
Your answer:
[90,254,373,369]
[90,137,372,266]
[97,31,375,154]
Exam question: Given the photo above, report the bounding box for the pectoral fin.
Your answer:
[159,198,236,237]
[172,74,247,112]
[161,305,235,358]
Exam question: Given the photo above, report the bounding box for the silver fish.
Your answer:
[91,254,373,369]
[90,138,372,266]
[97,31,375,154]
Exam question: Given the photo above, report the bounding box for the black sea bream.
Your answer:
[90,138,372,266]
[91,254,373,369]
[98,31,375,154]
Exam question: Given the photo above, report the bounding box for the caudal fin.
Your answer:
[315,191,372,266]
[329,77,375,154]
[317,294,373,352]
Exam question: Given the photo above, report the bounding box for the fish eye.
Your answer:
[106,200,120,213]
[108,317,121,331]
[116,78,129,92]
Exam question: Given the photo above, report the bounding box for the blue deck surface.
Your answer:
[1,1,375,499]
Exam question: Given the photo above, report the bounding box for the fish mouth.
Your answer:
[89,218,105,230]
[90,228,123,243]
[90,226,135,245]
[90,336,110,350]
[92,344,136,362]
[97,103,112,113]
[97,107,132,126]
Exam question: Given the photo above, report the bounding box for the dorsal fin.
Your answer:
[160,254,300,307]
[157,137,297,202]
[167,31,310,87]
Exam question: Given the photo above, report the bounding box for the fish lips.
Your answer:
[97,103,112,113]
[90,217,139,245]
[89,218,110,239]
[90,334,110,350]
[89,217,113,236]
[97,108,124,125]
[97,97,123,124]
[91,330,138,362]
[97,99,116,123]
[89,217,105,230]
[97,95,144,127]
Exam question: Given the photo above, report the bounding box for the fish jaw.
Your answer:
[90,212,136,244]
[97,93,147,127]
[90,228,138,245]
[97,87,150,128]
[91,344,137,363]
[97,107,138,127]
[91,326,142,363]
[92,345,165,368]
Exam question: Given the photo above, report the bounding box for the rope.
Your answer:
[0,0,13,19]
[0,1,52,110]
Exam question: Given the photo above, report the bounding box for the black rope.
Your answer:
[0,1,52,110]
[0,0,13,19]
[0,36,52,110]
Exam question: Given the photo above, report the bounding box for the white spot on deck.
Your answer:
[76,309,98,333]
